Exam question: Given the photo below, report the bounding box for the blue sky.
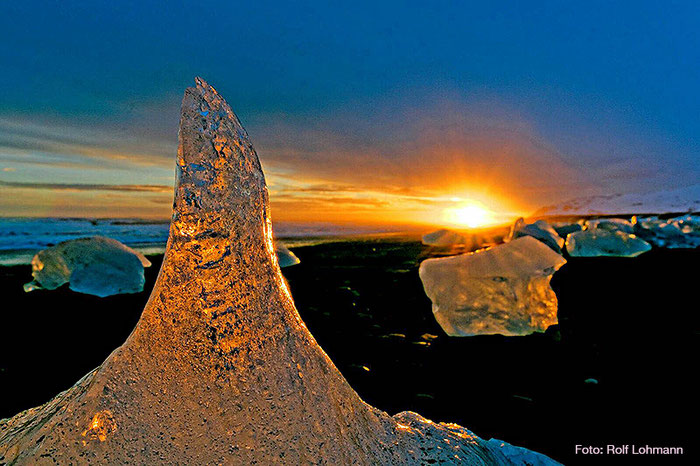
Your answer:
[0,1,697,222]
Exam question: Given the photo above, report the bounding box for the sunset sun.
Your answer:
[442,203,495,228]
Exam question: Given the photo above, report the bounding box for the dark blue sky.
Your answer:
[0,1,698,221]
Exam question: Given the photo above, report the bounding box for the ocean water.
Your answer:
[0,217,409,266]
[0,218,171,265]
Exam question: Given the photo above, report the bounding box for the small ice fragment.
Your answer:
[22,281,42,292]
[275,243,300,267]
[566,229,651,257]
[419,237,566,336]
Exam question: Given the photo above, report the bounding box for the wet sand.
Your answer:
[1,238,697,464]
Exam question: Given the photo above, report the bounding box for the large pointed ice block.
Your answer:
[23,236,151,297]
[0,79,560,465]
[420,236,567,336]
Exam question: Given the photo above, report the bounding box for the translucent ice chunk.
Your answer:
[551,220,584,237]
[24,236,151,297]
[585,218,633,233]
[507,218,564,253]
[275,242,300,267]
[419,236,566,336]
[565,229,651,257]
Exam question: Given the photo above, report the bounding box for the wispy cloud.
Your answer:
[2,91,670,223]
[0,181,173,219]
[0,180,172,193]
[254,97,593,215]
[0,115,175,170]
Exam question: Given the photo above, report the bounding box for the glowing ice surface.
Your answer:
[420,236,566,336]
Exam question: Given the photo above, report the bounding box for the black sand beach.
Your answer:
[1,237,697,464]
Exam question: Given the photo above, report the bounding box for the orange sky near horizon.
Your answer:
[0,177,528,230]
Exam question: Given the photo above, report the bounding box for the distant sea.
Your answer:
[0,217,417,266]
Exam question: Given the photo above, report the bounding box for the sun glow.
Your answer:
[442,203,495,228]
